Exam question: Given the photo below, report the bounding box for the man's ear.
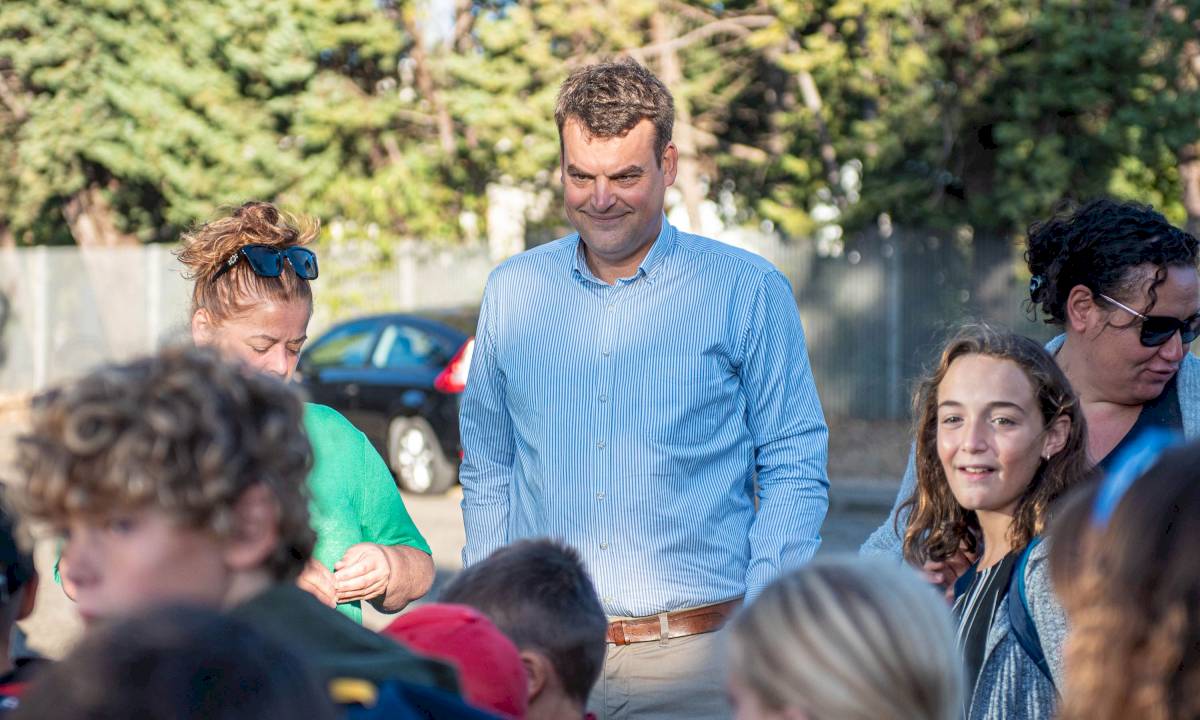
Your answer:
[661,142,678,187]
[223,484,281,572]
[520,649,553,704]
[191,308,216,346]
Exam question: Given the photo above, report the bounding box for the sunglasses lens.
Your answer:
[1138,316,1200,347]
[1183,317,1200,344]
[286,248,319,280]
[241,246,284,277]
[1140,320,1175,347]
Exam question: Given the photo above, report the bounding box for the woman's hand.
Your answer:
[922,546,977,604]
[333,543,434,612]
[296,557,338,608]
[333,543,393,604]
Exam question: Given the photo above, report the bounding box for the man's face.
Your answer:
[61,508,231,625]
[560,117,677,277]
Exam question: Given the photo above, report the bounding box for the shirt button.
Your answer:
[600,542,609,550]
[599,394,608,402]
[596,440,606,449]
[602,349,611,356]
[596,492,605,500]
[607,304,615,312]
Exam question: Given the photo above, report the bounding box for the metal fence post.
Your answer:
[32,246,48,389]
[886,234,903,418]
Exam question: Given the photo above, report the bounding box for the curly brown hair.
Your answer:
[899,325,1094,565]
[176,201,318,323]
[14,346,315,581]
[555,59,675,164]
[1050,444,1200,720]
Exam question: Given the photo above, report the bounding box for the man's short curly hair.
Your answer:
[555,59,675,163]
[15,347,315,581]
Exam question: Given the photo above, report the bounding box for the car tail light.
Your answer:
[435,337,474,394]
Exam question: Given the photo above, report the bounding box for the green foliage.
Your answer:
[0,0,1197,251]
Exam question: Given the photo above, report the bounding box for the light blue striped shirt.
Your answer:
[460,218,829,616]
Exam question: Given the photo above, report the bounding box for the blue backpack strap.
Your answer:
[1007,536,1056,691]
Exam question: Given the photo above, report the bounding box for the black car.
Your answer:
[297,311,475,495]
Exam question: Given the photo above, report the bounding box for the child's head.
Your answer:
[16,346,315,623]
[13,605,338,720]
[439,539,606,717]
[727,556,963,720]
[0,497,36,640]
[902,325,1092,565]
[1049,441,1200,720]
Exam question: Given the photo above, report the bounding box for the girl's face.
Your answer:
[936,354,1069,517]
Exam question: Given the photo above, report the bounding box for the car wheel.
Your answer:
[387,416,455,495]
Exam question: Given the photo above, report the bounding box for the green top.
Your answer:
[304,403,430,623]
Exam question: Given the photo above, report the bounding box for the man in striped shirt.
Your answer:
[459,59,830,720]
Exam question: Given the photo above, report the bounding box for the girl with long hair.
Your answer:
[899,325,1094,719]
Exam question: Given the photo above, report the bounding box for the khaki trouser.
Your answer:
[586,627,730,720]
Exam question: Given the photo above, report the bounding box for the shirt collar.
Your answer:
[570,215,676,286]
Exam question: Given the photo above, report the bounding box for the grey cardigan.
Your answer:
[860,334,1200,559]
[965,538,1066,720]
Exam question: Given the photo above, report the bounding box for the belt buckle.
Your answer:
[612,620,628,645]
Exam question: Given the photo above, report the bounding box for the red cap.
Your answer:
[383,603,528,719]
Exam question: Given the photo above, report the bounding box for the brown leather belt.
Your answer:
[605,598,742,645]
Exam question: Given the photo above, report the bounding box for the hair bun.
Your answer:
[232,201,280,228]
[175,201,317,282]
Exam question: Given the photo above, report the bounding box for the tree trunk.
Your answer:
[1180,143,1200,238]
[62,185,137,247]
[651,12,704,232]
[402,8,456,157]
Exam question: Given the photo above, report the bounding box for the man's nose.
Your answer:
[590,178,616,212]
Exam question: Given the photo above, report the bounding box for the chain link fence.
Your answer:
[1,232,1052,418]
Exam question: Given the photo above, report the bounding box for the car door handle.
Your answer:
[344,383,360,397]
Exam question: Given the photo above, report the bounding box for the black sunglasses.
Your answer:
[1098,293,1200,347]
[212,244,319,282]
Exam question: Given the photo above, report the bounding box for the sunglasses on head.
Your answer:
[212,244,319,282]
[1097,293,1200,347]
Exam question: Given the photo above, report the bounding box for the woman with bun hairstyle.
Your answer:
[899,325,1092,719]
[864,199,1200,569]
[175,201,434,621]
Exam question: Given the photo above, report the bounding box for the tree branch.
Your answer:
[628,15,777,61]
[0,74,28,121]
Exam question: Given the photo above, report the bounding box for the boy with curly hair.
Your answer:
[13,347,455,693]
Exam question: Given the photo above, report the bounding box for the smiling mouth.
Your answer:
[585,212,628,222]
[957,465,997,478]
